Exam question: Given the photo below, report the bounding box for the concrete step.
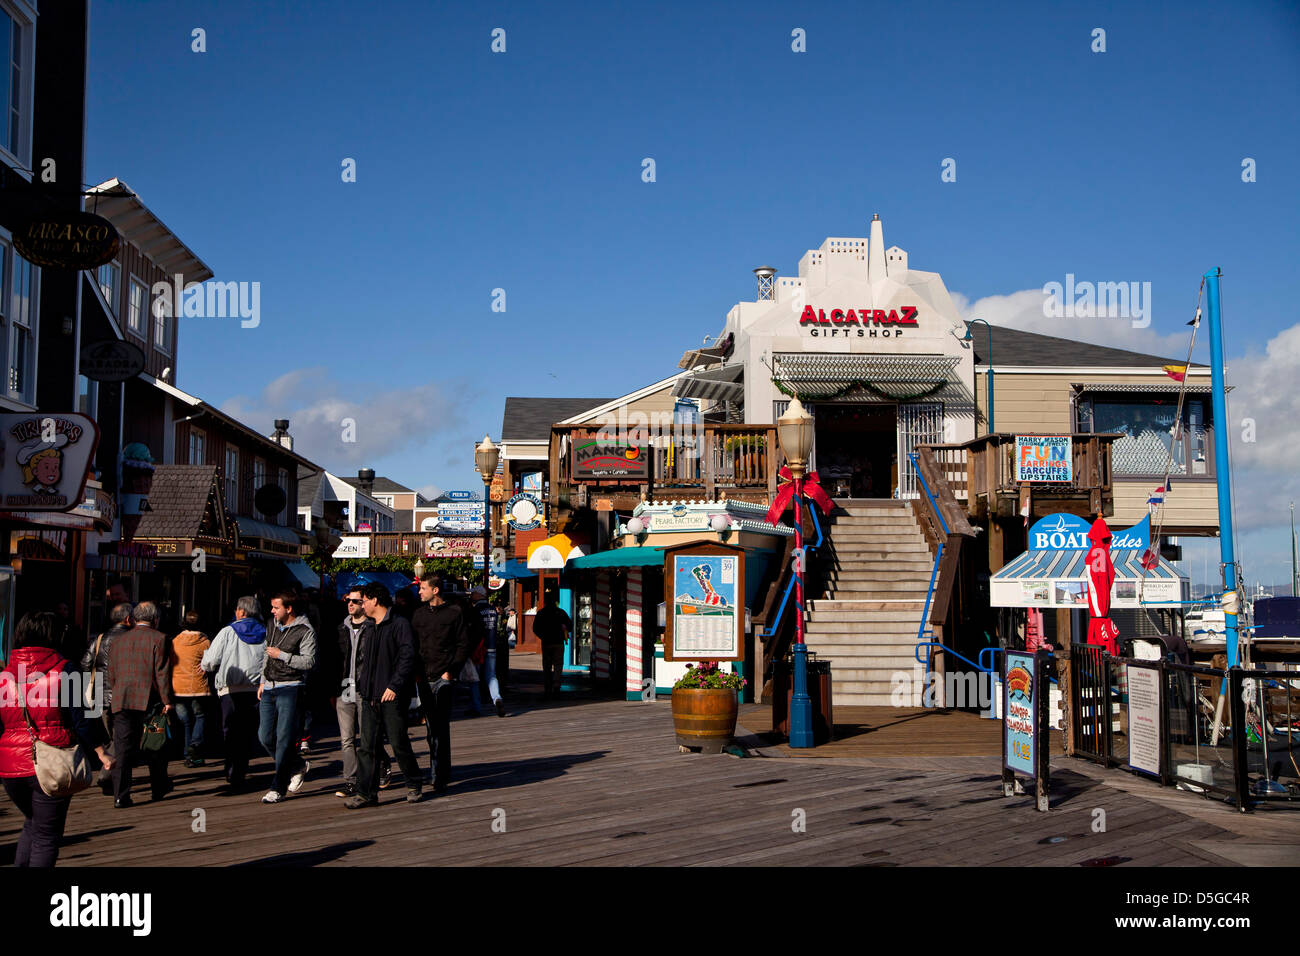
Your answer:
[822,585,931,598]
[808,599,925,612]
[829,529,928,541]
[808,608,926,624]
[804,618,920,633]
[824,558,934,572]
[821,549,928,562]
[828,516,919,528]
[804,646,919,661]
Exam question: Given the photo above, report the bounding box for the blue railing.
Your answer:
[910,452,948,656]
[913,641,1004,714]
[759,502,825,641]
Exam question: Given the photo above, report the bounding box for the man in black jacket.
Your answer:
[345,583,423,808]
[411,572,469,794]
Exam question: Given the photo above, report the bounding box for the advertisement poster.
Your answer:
[333,536,371,559]
[1003,651,1037,778]
[521,472,542,492]
[1015,435,1072,483]
[1126,664,1162,776]
[671,553,738,658]
[572,434,649,480]
[0,413,99,510]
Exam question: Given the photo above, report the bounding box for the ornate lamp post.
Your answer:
[475,435,501,586]
[961,319,994,434]
[776,397,815,748]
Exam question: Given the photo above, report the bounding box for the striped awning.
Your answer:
[990,548,1187,608]
[772,353,959,400]
[672,364,744,402]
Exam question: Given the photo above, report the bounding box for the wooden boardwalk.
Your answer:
[1,660,1293,867]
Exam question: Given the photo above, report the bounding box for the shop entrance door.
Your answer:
[811,404,898,498]
[897,402,945,499]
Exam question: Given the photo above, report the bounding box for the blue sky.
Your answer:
[85,0,1300,587]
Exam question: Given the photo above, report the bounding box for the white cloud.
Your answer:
[218,367,482,481]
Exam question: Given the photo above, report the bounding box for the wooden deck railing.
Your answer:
[550,423,780,511]
[927,433,1119,517]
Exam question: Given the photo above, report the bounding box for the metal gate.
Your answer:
[1070,642,1115,763]
[896,402,944,499]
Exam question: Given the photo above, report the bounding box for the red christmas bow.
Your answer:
[765,465,835,526]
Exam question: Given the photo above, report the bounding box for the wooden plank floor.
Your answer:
[1,658,1291,867]
[737,703,1066,757]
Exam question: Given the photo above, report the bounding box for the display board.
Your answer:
[663,541,744,662]
[1014,435,1072,482]
[1125,663,1162,777]
[1001,649,1051,812]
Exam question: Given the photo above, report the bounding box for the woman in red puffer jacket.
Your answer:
[0,611,112,867]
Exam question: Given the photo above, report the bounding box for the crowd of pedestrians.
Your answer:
[0,573,528,865]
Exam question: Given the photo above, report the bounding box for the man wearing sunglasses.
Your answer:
[333,589,390,798]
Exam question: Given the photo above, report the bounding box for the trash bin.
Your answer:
[771,652,834,744]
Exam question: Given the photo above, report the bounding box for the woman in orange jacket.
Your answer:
[170,610,212,766]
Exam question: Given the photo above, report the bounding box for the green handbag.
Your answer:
[140,704,169,752]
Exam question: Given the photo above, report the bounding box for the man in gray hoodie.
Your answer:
[257,592,316,804]
[202,596,267,791]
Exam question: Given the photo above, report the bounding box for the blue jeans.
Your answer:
[173,697,208,754]
[483,649,501,704]
[258,685,305,795]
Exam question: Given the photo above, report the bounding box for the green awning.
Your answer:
[568,547,667,569]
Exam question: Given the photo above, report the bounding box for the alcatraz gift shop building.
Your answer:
[500,215,1214,709]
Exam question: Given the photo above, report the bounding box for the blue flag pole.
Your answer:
[1204,268,1239,669]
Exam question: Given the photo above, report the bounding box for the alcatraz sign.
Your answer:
[799,305,919,338]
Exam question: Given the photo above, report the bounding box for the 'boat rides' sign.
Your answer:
[1015,435,1072,482]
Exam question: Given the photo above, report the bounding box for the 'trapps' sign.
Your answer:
[1015,435,1071,482]
[1028,513,1150,552]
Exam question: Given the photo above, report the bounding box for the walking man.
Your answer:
[411,573,469,793]
[333,587,392,798]
[257,592,316,804]
[532,585,572,698]
[344,583,423,808]
[470,586,506,717]
[201,596,266,791]
[106,601,173,807]
[81,602,132,790]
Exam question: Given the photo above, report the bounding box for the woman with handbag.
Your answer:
[0,611,112,867]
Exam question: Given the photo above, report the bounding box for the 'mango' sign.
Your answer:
[572,437,648,480]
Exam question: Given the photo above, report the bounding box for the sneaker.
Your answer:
[299,739,310,757]
[378,764,393,790]
[190,756,206,767]
[343,794,377,809]
[335,782,357,798]
[496,698,506,718]
[288,760,311,793]
[407,787,423,804]
[262,790,283,804]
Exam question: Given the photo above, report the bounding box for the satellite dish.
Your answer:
[254,483,287,516]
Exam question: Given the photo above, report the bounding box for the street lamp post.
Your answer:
[475,435,501,587]
[962,319,994,434]
[776,397,815,749]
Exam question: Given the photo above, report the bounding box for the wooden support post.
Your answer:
[1056,645,1074,756]
[988,518,1005,573]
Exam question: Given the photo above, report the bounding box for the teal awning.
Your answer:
[568,547,667,569]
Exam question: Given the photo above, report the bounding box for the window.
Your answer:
[97,261,119,316]
[77,375,97,418]
[188,428,206,465]
[128,279,146,335]
[153,287,172,353]
[1076,392,1211,477]
[253,459,266,517]
[225,448,239,513]
[5,239,35,404]
[0,4,33,163]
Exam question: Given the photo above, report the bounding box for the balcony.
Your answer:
[550,423,780,514]
[926,432,1120,520]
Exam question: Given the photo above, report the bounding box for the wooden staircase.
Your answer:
[804,500,934,706]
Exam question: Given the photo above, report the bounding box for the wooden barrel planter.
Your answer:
[672,687,739,754]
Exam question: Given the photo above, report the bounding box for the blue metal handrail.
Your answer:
[910,452,948,654]
[759,501,825,640]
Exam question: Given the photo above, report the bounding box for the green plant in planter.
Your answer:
[672,661,746,691]
[723,435,766,453]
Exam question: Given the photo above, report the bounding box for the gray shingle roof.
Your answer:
[339,476,414,494]
[501,397,612,442]
[297,471,322,506]
[971,323,1205,369]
